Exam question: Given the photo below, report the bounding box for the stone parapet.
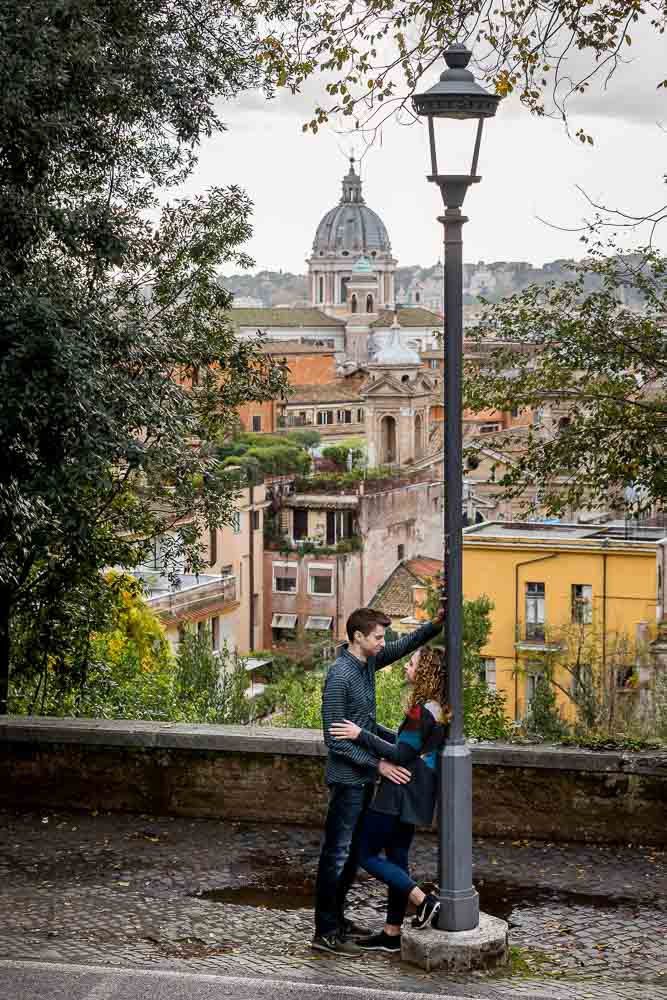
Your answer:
[2,717,666,843]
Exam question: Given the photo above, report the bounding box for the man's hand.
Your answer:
[433,604,445,627]
[378,760,411,785]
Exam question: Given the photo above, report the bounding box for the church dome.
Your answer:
[313,160,392,256]
[371,316,421,366]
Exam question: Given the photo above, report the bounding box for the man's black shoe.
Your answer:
[342,917,374,938]
[357,930,401,953]
[311,933,363,956]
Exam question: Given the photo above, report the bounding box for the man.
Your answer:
[312,606,444,956]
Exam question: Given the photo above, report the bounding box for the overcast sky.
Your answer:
[171,27,667,275]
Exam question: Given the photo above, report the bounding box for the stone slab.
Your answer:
[3,718,667,775]
[401,912,509,974]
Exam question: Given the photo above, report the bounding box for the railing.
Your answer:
[148,574,238,613]
[277,416,314,428]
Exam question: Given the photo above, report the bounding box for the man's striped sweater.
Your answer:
[321,621,442,786]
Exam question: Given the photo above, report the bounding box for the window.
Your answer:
[397,544,405,561]
[293,508,308,541]
[336,409,352,424]
[571,584,592,624]
[308,564,334,596]
[357,408,364,423]
[271,613,298,643]
[191,366,200,387]
[232,512,241,534]
[211,616,220,651]
[525,582,545,641]
[305,616,333,631]
[326,510,355,545]
[479,422,501,434]
[251,510,260,530]
[366,294,374,313]
[429,359,438,369]
[318,276,324,303]
[252,415,262,432]
[317,410,333,426]
[273,562,297,593]
[209,527,217,566]
[526,671,545,708]
[510,405,520,418]
[271,613,298,628]
[197,620,206,641]
[220,564,233,578]
[480,658,496,690]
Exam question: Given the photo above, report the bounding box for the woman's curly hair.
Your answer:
[408,645,452,722]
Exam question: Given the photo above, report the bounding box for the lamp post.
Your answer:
[413,45,501,933]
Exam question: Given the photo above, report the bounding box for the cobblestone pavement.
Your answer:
[1,808,666,1000]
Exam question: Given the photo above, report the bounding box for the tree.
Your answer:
[518,620,647,737]
[8,572,176,719]
[259,0,666,139]
[0,0,301,711]
[464,249,667,516]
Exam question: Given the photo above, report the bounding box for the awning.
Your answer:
[244,657,273,674]
[271,613,298,629]
[305,616,333,631]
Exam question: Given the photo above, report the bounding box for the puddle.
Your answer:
[477,879,642,924]
[194,873,644,920]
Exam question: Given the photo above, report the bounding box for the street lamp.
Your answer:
[413,45,501,933]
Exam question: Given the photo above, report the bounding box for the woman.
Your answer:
[330,646,451,953]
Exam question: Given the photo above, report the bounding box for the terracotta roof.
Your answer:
[259,341,335,355]
[405,557,443,581]
[228,308,345,329]
[371,308,442,329]
[370,557,443,617]
[285,382,363,404]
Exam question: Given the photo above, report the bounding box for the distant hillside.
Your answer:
[219,270,308,307]
[219,258,649,310]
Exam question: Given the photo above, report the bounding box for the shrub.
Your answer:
[523,676,571,742]
[284,429,321,450]
[463,683,513,741]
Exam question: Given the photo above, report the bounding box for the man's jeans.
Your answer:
[358,810,416,926]
[314,782,374,938]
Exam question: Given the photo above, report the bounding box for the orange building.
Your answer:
[236,342,338,434]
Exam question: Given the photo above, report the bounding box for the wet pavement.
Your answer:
[1,808,666,999]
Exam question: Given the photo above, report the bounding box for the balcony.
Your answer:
[515,625,563,654]
[144,573,238,619]
[277,415,314,428]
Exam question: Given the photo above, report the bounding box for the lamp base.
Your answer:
[438,885,479,931]
[401,911,509,974]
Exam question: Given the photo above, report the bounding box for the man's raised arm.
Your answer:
[374,610,444,671]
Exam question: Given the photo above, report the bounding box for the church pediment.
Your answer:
[360,373,411,396]
[360,371,437,398]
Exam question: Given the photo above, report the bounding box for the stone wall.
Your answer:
[2,718,666,844]
[360,480,443,603]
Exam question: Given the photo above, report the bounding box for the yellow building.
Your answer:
[463,520,664,721]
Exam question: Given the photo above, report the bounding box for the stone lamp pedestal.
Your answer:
[401,911,509,973]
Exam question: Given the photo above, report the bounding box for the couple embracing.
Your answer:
[312,606,450,957]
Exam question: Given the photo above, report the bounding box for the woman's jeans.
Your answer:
[358,809,416,926]
[314,782,375,938]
